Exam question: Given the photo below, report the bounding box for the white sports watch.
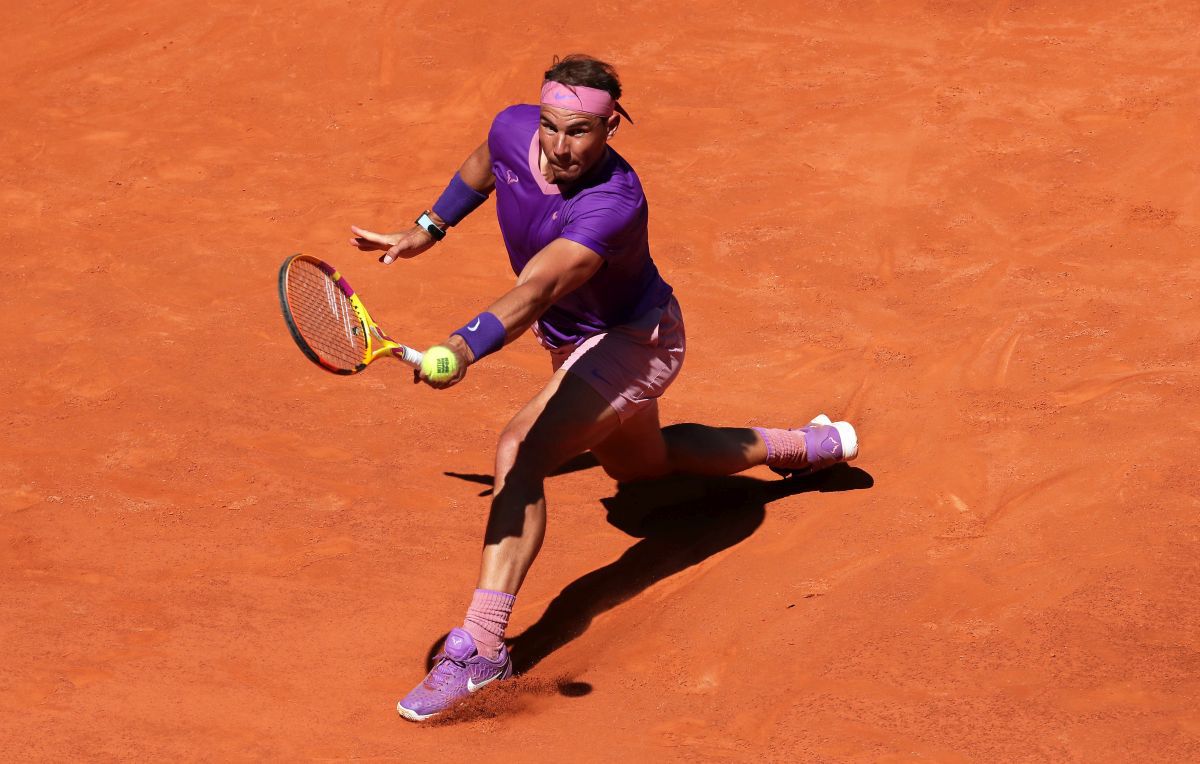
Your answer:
[415,211,446,241]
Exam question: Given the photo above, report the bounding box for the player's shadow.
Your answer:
[432,464,873,675]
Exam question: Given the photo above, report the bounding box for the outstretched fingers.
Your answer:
[349,225,393,251]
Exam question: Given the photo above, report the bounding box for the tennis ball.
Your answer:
[421,345,459,383]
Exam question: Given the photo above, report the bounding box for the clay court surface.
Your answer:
[3,0,1199,760]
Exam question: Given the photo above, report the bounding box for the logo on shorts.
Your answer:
[504,168,519,185]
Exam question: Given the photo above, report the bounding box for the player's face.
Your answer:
[538,106,620,185]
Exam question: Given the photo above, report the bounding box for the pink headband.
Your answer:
[540,81,633,123]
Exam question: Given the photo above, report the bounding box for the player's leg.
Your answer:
[579,295,857,481]
[478,365,622,593]
[398,366,622,721]
[594,404,859,481]
[589,399,771,482]
[594,403,857,482]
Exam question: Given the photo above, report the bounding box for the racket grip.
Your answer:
[395,345,423,367]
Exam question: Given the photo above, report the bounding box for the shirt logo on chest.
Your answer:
[504,168,519,185]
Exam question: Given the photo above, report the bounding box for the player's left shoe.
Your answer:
[770,414,858,478]
[396,628,512,722]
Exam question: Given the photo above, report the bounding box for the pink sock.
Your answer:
[754,427,808,470]
[462,589,515,660]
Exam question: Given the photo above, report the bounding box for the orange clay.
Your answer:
[1,0,1196,759]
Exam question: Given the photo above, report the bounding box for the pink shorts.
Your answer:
[536,297,686,423]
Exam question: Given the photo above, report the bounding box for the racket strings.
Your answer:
[325,276,357,348]
[285,260,367,370]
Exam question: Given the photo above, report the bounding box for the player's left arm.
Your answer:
[351,140,496,264]
[420,238,602,388]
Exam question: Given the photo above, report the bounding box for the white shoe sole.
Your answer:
[396,702,436,722]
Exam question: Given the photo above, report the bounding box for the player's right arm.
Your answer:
[417,238,604,389]
[350,140,495,263]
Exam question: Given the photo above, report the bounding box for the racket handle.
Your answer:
[394,345,423,367]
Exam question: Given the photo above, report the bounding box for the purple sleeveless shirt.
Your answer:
[487,104,673,348]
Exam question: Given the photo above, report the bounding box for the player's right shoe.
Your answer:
[396,628,512,722]
[770,414,858,478]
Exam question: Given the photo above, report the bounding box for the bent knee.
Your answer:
[495,427,523,467]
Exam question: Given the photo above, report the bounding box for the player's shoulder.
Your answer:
[488,104,538,155]
[491,103,539,131]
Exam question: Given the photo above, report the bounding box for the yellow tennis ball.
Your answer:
[421,345,459,382]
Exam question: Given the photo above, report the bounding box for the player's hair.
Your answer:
[544,54,622,101]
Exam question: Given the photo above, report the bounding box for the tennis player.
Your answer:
[350,55,859,721]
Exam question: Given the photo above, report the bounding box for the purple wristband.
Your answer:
[432,173,488,227]
[452,311,506,361]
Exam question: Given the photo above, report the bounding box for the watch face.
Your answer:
[417,213,444,240]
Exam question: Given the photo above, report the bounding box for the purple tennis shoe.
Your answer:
[770,414,859,478]
[396,628,512,721]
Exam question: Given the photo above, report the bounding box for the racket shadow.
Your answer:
[425,465,873,674]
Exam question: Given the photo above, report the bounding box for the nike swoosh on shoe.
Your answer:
[466,671,504,692]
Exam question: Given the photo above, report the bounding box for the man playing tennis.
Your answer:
[350,55,859,721]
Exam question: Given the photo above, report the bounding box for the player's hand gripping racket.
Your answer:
[278,254,423,375]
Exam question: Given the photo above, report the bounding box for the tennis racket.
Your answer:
[278,254,423,375]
